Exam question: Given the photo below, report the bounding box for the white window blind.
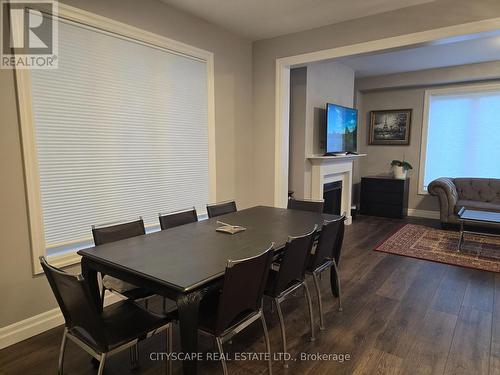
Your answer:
[30,15,209,255]
[421,86,500,191]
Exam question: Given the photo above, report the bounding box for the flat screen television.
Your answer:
[326,103,358,154]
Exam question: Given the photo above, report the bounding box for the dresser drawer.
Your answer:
[361,178,405,193]
[360,176,409,218]
[361,191,404,205]
[360,203,404,218]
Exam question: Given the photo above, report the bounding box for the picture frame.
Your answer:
[369,109,412,145]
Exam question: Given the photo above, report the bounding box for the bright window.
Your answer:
[419,84,500,193]
[16,9,215,272]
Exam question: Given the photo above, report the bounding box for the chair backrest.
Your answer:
[287,198,324,213]
[271,225,317,295]
[308,216,345,271]
[159,207,198,230]
[214,244,274,335]
[206,200,237,218]
[39,257,107,350]
[92,218,145,246]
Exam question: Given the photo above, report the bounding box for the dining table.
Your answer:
[78,205,340,375]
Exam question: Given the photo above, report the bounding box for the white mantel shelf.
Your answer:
[307,154,366,225]
[308,154,367,163]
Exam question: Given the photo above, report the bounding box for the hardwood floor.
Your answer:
[1,215,499,375]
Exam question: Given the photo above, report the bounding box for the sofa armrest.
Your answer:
[428,178,458,223]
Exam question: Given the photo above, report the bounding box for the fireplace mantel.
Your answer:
[307,154,366,225]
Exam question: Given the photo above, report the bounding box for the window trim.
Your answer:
[15,4,216,275]
[418,82,500,195]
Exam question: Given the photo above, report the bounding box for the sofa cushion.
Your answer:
[454,199,500,214]
[454,178,500,203]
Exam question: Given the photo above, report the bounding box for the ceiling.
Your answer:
[336,32,500,77]
[160,0,434,41]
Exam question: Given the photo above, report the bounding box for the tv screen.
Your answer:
[326,103,358,153]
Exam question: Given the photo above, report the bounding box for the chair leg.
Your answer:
[312,272,325,331]
[303,282,316,342]
[100,287,106,308]
[274,298,288,368]
[97,353,107,375]
[130,344,139,369]
[260,312,273,374]
[166,324,173,375]
[332,261,342,312]
[215,337,228,375]
[58,329,68,375]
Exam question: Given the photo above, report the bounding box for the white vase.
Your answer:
[393,166,407,180]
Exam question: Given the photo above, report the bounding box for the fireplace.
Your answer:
[308,154,365,224]
[323,181,342,215]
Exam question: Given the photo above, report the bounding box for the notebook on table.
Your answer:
[215,221,246,235]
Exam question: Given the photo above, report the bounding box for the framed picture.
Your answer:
[369,109,412,145]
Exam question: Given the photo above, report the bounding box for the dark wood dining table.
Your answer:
[78,206,339,375]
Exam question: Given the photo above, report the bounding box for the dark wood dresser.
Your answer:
[360,175,409,218]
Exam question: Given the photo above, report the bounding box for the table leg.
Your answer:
[177,291,204,375]
[330,263,340,298]
[81,259,102,311]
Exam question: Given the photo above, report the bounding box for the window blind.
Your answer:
[422,87,500,190]
[30,15,209,254]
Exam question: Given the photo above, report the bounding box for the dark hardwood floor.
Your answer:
[1,215,499,375]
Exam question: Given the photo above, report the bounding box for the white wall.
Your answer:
[288,61,354,199]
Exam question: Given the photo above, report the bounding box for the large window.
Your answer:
[419,84,500,193]
[16,7,215,272]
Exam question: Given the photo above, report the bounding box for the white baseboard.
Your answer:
[0,293,123,349]
[407,209,440,220]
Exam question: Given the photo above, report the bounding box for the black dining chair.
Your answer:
[264,225,317,368]
[40,257,173,375]
[306,216,345,330]
[91,218,153,305]
[159,207,198,230]
[158,207,199,311]
[206,200,237,218]
[197,244,274,375]
[287,198,324,213]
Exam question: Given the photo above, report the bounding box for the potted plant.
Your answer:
[391,159,413,179]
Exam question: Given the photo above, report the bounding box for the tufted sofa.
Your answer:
[428,177,500,227]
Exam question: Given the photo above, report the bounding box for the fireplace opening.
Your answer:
[323,181,342,215]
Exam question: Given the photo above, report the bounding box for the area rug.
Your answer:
[374,224,500,273]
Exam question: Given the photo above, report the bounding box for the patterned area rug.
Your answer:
[375,224,500,273]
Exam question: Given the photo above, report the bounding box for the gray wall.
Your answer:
[306,61,355,157]
[0,0,253,327]
[252,0,500,206]
[357,87,436,211]
[288,61,354,199]
[355,62,500,212]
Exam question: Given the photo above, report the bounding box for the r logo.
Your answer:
[1,0,58,69]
